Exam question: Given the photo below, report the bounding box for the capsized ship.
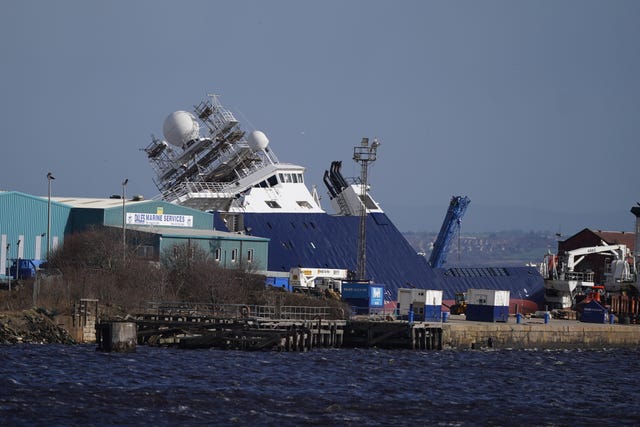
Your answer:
[145,94,545,312]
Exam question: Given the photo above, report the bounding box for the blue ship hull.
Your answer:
[214,211,545,309]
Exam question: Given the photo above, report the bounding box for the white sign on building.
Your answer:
[126,212,194,227]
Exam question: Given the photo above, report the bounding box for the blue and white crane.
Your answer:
[428,196,470,268]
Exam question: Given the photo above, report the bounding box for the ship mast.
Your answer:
[353,137,380,281]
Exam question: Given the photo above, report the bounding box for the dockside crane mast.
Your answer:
[429,196,470,268]
[353,137,380,281]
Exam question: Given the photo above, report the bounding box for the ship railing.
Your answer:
[563,271,595,282]
[140,301,340,320]
[160,181,239,201]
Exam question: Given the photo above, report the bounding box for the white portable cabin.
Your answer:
[397,288,443,321]
[465,289,510,322]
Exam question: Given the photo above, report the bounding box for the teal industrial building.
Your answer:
[0,191,269,276]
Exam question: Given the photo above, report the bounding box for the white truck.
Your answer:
[289,267,349,294]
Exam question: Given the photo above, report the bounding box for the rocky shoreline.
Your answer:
[0,309,76,345]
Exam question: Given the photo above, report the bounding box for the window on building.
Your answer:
[265,201,281,208]
[247,249,254,263]
[136,245,155,260]
[231,248,238,263]
[214,248,221,262]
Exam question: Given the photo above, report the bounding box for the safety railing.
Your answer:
[141,301,339,320]
[563,271,595,282]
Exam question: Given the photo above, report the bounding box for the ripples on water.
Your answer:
[1,345,639,426]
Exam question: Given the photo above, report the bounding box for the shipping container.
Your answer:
[465,289,510,322]
[342,282,385,315]
[397,288,443,321]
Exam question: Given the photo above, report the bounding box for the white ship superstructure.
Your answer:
[145,94,379,218]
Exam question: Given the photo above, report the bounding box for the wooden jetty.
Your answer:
[130,302,444,351]
[133,302,346,352]
[176,319,344,351]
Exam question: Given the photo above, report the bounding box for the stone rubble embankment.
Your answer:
[0,309,76,345]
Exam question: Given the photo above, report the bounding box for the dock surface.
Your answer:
[442,314,640,350]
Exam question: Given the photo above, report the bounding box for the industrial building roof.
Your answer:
[50,196,150,209]
[593,230,635,250]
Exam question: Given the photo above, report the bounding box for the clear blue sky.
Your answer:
[1,1,638,234]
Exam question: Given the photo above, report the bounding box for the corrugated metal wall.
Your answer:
[0,192,71,271]
[159,235,269,270]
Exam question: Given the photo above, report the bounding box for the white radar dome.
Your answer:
[247,130,269,151]
[162,111,200,147]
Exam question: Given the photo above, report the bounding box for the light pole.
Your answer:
[15,239,21,281]
[122,178,128,263]
[46,172,55,260]
[5,243,9,291]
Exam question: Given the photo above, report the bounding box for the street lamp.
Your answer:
[5,243,9,289]
[15,239,21,281]
[122,178,128,263]
[46,172,55,260]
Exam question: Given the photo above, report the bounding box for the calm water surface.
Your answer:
[0,344,638,426]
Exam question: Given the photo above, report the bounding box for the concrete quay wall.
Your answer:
[442,316,640,350]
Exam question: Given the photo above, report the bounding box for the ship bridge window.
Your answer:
[265,201,281,208]
[297,201,313,209]
[278,172,301,183]
[361,194,378,210]
[267,175,278,186]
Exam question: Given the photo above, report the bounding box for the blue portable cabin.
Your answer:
[341,281,385,315]
[465,289,510,322]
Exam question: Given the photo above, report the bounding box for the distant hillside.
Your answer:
[402,230,558,267]
[387,203,633,235]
